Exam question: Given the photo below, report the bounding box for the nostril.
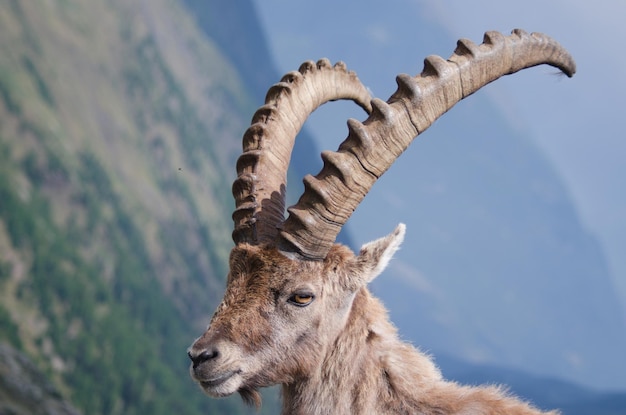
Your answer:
[197,349,219,363]
[203,349,219,360]
[188,348,219,368]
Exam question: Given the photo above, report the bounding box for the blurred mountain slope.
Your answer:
[0,0,276,413]
[0,342,80,415]
[437,354,626,415]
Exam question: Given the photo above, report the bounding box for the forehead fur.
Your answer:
[228,244,300,283]
[228,243,357,283]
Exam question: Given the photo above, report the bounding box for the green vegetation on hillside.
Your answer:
[0,139,245,414]
[0,0,276,413]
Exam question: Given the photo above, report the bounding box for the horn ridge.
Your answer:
[232,59,373,244]
[279,29,576,260]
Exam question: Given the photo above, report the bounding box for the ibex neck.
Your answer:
[280,288,441,415]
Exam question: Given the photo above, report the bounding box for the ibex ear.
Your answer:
[356,223,405,284]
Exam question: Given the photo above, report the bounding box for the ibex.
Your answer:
[188,29,575,414]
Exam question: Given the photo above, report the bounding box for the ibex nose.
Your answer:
[187,348,219,368]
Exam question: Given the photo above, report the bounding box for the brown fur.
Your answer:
[188,226,558,414]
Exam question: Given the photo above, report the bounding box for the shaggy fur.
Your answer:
[188,225,558,414]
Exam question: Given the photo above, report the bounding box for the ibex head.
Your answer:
[188,225,405,405]
[188,30,575,411]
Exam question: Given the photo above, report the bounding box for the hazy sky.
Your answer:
[252,0,626,310]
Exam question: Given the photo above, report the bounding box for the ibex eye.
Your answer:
[288,293,314,307]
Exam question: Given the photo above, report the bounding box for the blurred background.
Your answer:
[0,0,624,414]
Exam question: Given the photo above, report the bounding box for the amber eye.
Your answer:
[288,293,315,307]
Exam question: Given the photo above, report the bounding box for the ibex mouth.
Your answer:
[198,369,242,397]
[200,371,236,387]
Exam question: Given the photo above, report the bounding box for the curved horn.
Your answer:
[232,59,372,245]
[279,29,576,260]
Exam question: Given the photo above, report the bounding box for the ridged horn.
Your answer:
[232,59,372,245]
[278,29,576,260]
